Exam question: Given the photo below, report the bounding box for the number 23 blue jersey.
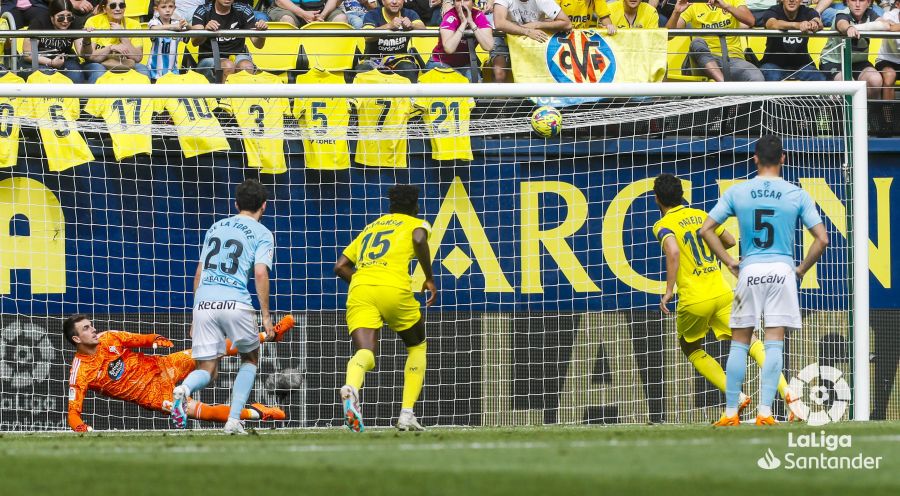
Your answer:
[709,176,823,268]
[195,214,274,306]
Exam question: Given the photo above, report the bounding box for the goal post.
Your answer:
[0,81,870,430]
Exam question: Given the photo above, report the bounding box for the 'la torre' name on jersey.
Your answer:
[212,219,258,241]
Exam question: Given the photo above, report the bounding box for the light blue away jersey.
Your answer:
[194,214,274,306]
[708,176,823,268]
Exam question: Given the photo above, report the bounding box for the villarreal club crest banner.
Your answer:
[508,29,668,106]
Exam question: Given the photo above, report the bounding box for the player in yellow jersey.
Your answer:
[334,185,437,432]
[652,174,798,423]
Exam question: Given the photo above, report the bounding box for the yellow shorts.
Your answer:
[346,284,421,333]
[677,292,733,343]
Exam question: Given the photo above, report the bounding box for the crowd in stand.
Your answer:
[3,0,900,95]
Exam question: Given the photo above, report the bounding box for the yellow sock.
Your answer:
[345,349,375,390]
[748,340,789,398]
[402,342,427,410]
[688,349,727,392]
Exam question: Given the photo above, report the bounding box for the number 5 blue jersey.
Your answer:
[708,176,823,268]
[194,214,275,306]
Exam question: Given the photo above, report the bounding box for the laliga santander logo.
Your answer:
[0,321,55,388]
[546,30,617,84]
[788,363,851,426]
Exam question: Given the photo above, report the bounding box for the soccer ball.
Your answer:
[531,106,562,138]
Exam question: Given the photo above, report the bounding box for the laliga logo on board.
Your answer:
[0,321,55,388]
[787,363,851,426]
[546,30,617,84]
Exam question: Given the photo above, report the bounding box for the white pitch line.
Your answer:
[2,434,897,457]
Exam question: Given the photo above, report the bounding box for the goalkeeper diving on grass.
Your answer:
[652,173,800,422]
[63,313,294,432]
[334,185,437,432]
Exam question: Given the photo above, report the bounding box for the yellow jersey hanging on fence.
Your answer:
[84,69,155,161]
[416,67,475,162]
[223,71,290,174]
[353,70,413,168]
[342,213,432,291]
[155,71,230,158]
[0,72,28,169]
[294,68,352,170]
[25,71,94,172]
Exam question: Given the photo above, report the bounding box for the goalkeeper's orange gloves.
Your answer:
[152,335,174,348]
[73,424,92,433]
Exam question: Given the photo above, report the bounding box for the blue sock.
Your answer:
[759,340,785,415]
[725,342,750,412]
[229,363,258,420]
[181,369,211,396]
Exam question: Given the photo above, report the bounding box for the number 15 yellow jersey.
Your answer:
[652,205,731,307]
[343,213,431,291]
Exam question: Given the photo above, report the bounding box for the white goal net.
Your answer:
[0,80,868,430]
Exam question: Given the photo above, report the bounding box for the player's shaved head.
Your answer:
[63,314,90,346]
[388,185,420,216]
[755,135,785,168]
[654,174,683,208]
[236,179,269,213]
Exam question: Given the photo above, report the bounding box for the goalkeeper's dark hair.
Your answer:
[654,174,683,208]
[236,179,269,212]
[388,184,420,216]
[63,314,89,346]
[755,135,784,167]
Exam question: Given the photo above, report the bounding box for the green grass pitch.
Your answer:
[2,421,897,495]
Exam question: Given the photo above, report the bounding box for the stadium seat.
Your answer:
[126,0,151,20]
[139,22,152,67]
[808,36,827,70]
[666,36,708,82]
[14,27,27,60]
[409,27,439,64]
[299,22,361,72]
[245,22,303,79]
[746,34,766,64]
[869,37,882,66]
[0,14,10,64]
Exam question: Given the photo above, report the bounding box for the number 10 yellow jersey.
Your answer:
[652,205,731,307]
[343,213,431,291]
